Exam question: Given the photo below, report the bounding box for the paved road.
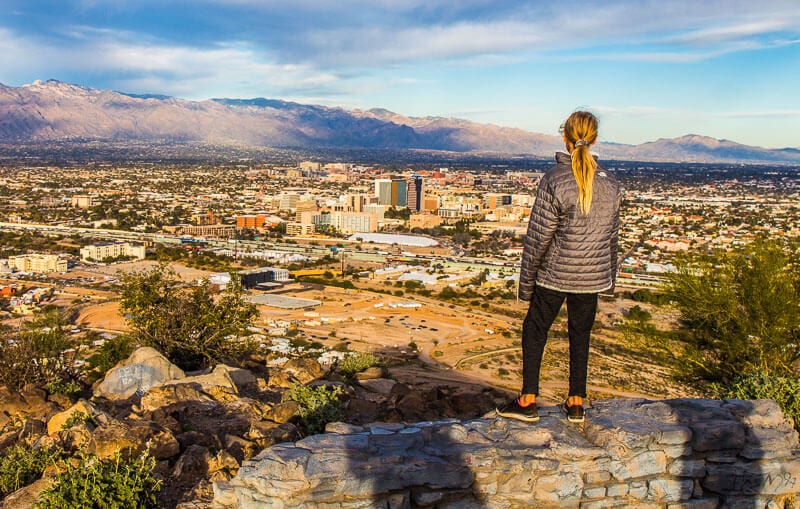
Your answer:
[0,221,523,274]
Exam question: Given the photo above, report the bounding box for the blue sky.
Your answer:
[1,0,799,148]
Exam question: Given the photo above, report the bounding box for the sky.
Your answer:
[1,0,799,148]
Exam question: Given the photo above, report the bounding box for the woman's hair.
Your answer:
[562,111,598,214]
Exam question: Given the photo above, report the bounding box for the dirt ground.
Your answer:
[83,260,212,281]
[255,284,696,406]
[14,259,694,406]
[75,301,129,333]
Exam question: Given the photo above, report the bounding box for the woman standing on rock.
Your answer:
[497,110,620,423]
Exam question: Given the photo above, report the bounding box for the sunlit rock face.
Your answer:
[213,398,800,509]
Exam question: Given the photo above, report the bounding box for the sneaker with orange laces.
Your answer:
[496,396,539,422]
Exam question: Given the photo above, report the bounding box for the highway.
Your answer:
[0,221,522,273]
[0,221,667,287]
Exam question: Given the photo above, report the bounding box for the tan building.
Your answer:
[344,194,369,213]
[409,213,443,229]
[71,195,94,208]
[286,222,316,236]
[295,200,319,221]
[423,196,439,212]
[8,254,68,273]
[80,242,146,262]
[299,161,322,173]
[163,224,236,238]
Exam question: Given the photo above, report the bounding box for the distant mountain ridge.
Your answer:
[0,79,797,164]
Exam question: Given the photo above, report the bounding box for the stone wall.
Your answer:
[212,398,800,508]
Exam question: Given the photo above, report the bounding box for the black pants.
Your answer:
[521,285,598,398]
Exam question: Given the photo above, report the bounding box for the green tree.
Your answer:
[119,264,258,370]
[664,239,800,382]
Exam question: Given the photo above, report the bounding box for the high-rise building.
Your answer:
[295,200,319,221]
[375,179,392,205]
[278,193,301,211]
[344,194,369,213]
[407,174,423,212]
[391,178,407,207]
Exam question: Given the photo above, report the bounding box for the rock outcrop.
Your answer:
[94,347,185,400]
[212,398,800,508]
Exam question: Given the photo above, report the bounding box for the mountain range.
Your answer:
[1,79,798,164]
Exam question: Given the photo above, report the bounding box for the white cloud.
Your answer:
[0,26,355,99]
[593,106,680,117]
[714,110,800,118]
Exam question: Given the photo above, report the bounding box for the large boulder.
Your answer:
[88,419,141,459]
[167,365,240,402]
[138,364,249,413]
[140,383,213,413]
[1,476,56,509]
[280,358,323,385]
[94,347,185,401]
[88,418,180,460]
[0,385,61,427]
[215,365,258,393]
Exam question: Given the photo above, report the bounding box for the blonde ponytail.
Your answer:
[562,111,598,214]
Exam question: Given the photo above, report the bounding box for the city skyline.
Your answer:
[1,1,799,148]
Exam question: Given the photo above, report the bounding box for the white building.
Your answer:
[331,212,377,234]
[80,242,146,262]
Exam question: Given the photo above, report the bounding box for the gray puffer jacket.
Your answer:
[518,152,621,301]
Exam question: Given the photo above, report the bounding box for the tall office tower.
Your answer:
[391,178,408,207]
[345,193,368,213]
[407,174,423,212]
[375,179,392,205]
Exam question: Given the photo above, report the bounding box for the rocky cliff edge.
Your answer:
[212,398,800,509]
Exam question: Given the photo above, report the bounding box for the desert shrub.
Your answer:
[630,288,670,305]
[119,264,257,371]
[284,384,344,435]
[86,335,135,382]
[438,286,458,300]
[0,444,62,497]
[627,305,652,322]
[36,451,161,509]
[403,280,422,290]
[664,239,800,383]
[0,310,75,390]
[338,352,381,378]
[45,379,83,398]
[718,371,800,432]
[61,411,96,430]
